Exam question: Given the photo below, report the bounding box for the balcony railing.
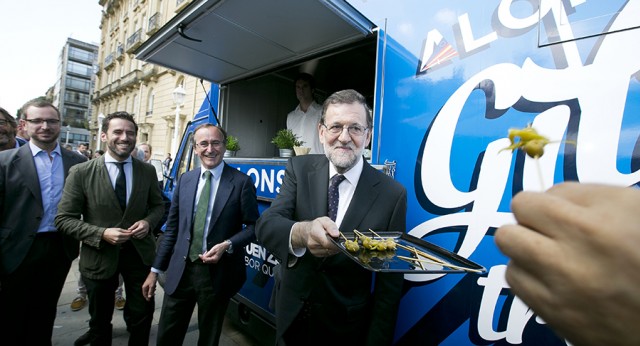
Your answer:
[147,12,161,35]
[104,52,115,69]
[115,44,124,60]
[126,29,142,53]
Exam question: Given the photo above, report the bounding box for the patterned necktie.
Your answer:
[190,171,212,261]
[328,174,346,221]
[115,162,127,211]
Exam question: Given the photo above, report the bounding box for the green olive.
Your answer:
[523,139,547,158]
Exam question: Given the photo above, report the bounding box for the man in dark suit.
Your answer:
[256,89,407,345]
[0,100,87,345]
[55,111,165,346]
[142,124,259,345]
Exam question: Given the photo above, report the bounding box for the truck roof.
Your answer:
[135,0,374,84]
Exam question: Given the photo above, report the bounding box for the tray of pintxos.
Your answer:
[329,230,485,274]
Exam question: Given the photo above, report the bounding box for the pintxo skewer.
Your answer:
[396,255,484,273]
[338,229,482,273]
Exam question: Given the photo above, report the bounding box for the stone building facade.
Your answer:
[92,0,205,160]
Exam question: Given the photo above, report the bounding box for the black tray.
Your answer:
[330,231,486,274]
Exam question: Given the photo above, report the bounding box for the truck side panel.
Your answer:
[349,0,640,344]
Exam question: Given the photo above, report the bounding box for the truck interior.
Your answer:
[135,0,380,158]
[219,38,377,157]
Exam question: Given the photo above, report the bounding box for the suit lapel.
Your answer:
[307,158,329,218]
[128,159,144,213]
[15,145,43,208]
[207,165,233,238]
[340,162,380,232]
[182,170,200,235]
[61,150,76,177]
[96,157,124,214]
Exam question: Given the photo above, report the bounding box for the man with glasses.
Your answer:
[257,89,407,345]
[0,106,26,151]
[0,100,87,345]
[142,124,258,345]
[56,112,164,346]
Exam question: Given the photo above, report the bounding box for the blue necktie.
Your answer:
[328,174,345,221]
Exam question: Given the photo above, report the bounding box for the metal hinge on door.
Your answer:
[383,160,396,178]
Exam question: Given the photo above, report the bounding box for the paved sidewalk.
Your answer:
[53,259,259,345]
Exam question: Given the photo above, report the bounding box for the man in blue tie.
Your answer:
[256,89,407,345]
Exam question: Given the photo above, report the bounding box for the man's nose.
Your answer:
[338,127,351,141]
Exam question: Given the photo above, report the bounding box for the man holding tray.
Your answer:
[257,89,407,345]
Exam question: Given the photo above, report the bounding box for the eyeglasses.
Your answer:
[322,123,368,137]
[0,119,9,126]
[196,140,224,149]
[25,118,61,126]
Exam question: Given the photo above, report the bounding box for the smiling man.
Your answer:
[0,100,87,345]
[143,124,258,345]
[257,89,407,345]
[55,111,164,346]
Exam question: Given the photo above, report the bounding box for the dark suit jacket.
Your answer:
[155,163,259,298]
[55,156,165,279]
[256,155,407,345]
[0,145,87,277]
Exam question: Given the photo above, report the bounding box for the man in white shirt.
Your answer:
[286,73,323,154]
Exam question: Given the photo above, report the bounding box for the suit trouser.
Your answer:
[156,261,230,346]
[0,232,72,346]
[83,241,154,346]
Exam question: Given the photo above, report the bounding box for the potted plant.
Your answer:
[224,135,240,157]
[271,129,304,157]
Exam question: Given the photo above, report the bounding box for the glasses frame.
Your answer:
[24,118,61,126]
[321,123,369,137]
[195,140,226,149]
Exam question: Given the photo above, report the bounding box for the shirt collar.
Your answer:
[104,151,132,164]
[329,155,363,186]
[28,141,61,157]
[200,161,225,179]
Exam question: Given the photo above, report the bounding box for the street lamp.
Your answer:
[171,84,186,156]
[65,125,71,145]
[96,113,105,151]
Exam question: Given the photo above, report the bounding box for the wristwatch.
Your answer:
[225,239,233,254]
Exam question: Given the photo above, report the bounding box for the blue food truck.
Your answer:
[136,0,640,344]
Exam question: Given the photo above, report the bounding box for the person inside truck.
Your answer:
[257,89,407,345]
[286,72,324,154]
[495,182,640,346]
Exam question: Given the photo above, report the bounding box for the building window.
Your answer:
[67,61,93,77]
[65,76,91,92]
[64,91,90,105]
[146,89,154,116]
[133,94,138,117]
[68,46,96,64]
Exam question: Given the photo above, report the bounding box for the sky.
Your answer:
[0,0,102,116]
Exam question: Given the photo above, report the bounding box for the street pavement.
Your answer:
[53,258,260,345]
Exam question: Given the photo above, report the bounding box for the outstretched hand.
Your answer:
[495,182,640,346]
[291,217,340,257]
